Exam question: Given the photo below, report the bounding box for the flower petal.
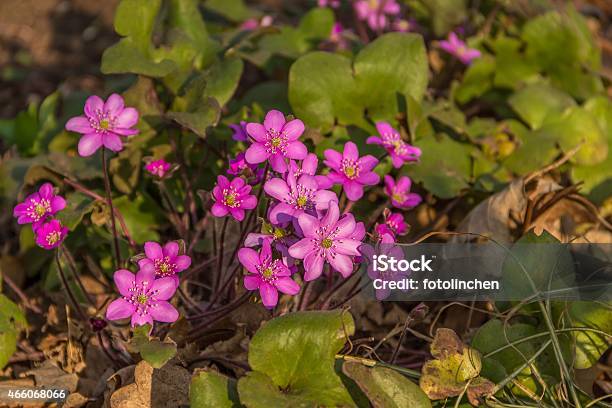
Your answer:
[335,213,356,238]
[113,269,135,297]
[211,203,229,217]
[264,178,291,201]
[286,141,307,160]
[241,195,258,210]
[259,282,279,308]
[106,298,135,320]
[131,313,154,327]
[149,301,179,322]
[238,248,260,273]
[84,95,104,117]
[343,181,364,201]
[144,242,163,260]
[275,277,300,295]
[102,133,123,152]
[327,253,354,277]
[343,141,359,161]
[149,277,178,300]
[136,267,156,288]
[303,252,324,281]
[323,149,342,168]
[244,275,262,291]
[297,213,319,238]
[65,116,93,134]
[264,110,286,132]
[51,196,66,213]
[335,238,361,256]
[269,153,287,173]
[104,93,125,116]
[366,136,382,145]
[320,200,340,227]
[288,237,315,259]
[78,133,103,157]
[115,107,139,128]
[269,202,295,225]
[245,123,267,142]
[175,255,192,272]
[245,143,269,164]
[163,241,179,259]
[359,155,378,172]
[229,207,245,221]
[356,171,380,185]
[283,119,305,141]
[375,121,395,137]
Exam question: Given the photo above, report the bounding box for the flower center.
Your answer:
[100,119,110,129]
[154,257,176,277]
[273,227,286,240]
[265,130,287,154]
[341,159,360,180]
[321,238,333,249]
[35,203,47,217]
[296,195,308,209]
[262,267,274,279]
[46,231,61,245]
[29,198,51,221]
[270,137,282,147]
[137,294,148,304]
[392,193,405,203]
[223,189,240,208]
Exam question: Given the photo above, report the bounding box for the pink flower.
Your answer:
[211,175,258,221]
[35,219,68,250]
[288,201,362,281]
[439,32,481,64]
[240,15,273,31]
[329,22,349,50]
[288,154,331,189]
[65,94,139,157]
[229,121,248,142]
[354,0,401,31]
[238,239,300,308]
[264,168,338,225]
[323,141,380,201]
[367,122,421,168]
[245,110,308,173]
[227,152,264,184]
[375,210,407,239]
[138,241,192,286]
[105,268,179,327]
[13,182,66,230]
[361,234,408,300]
[145,159,172,178]
[318,0,340,8]
[384,175,422,209]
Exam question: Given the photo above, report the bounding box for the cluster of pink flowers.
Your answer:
[220,109,422,308]
[438,32,481,65]
[13,183,68,250]
[105,240,191,327]
[353,0,411,33]
[145,159,172,179]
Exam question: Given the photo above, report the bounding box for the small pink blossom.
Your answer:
[105,268,179,327]
[65,94,139,157]
[227,152,264,184]
[13,182,66,230]
[375,210,407,239]
[323,141,380,201]
[354,0,401,31]
[138,241,192,286]
[384,175,422,209]
[329,22,349,50]
[238,239,300,308]
[145,159,172,178]
[318,0,340,8]
[211,175,258,221]
[245,110,308,173]
[439,32,481,64]
[35,219,68,250]
[288,201,362,281]
[367,122,421,168]
[240,15,273,31]
[229,121,248,142]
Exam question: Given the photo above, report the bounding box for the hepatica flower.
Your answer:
[323,141,380,201]
[65,94,139,157]
[264,168,338,225]
[138,241,191,285]
[289,201,362,280]
[106,268,179,327]
[367,122,421,168]
[439,32,481,65]
[13,182,66,229]
[354,0,401,31]
[318,0,340,8]
[35,219,68,250]
[385,175,421,209]
[211,175,257,221]
[229,121,248,142]
[145,159,172,178]
[245,110,307,173]
[228,152,264,184]
[239,239,300,308]
[375,210,407,239]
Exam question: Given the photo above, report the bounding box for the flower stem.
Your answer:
[60,245,96,307]
[101,149,121,269]
[55,251,87,321]
[214,217,230,294]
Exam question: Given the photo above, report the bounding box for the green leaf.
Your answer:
[453,55,495,105]
[114,0,160,53]
[508,83,575,129]
[238,310,356,407]
[110,148,143,194]
[492,36,539,89]
[568,302,612,369]
[204,0,251,22]
[113,194,162,243]
[190,370,240,408]
[56,192,95,230]
[289,32,428,132]
[0,294,27,369]
[407,133,472,198]
[424,0,468,37]
[203,57,244,107]
[343,362,432,408]
[129,325,177,369]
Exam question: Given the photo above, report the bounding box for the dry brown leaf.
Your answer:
[23,360,79,392]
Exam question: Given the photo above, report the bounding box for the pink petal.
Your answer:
[163,241,179,258]
[366,136,382,145]
[282,119,305,141]
[115,107,139,128]
[78,133,103,157]
[106,298,136,320]
[245,143,269,164]
[288,237,315,259]
[229,207,245,221]
[144,241,163,260]
[327,253,353,277]
[359,155,378,172]
[301,153,318,174]
[50,196,66,213]
[323,149,342,168]
[303,253,325,281]
[174,255,192,272]
[335,214,356,238]
[245,123,267,142]
[264,110,286,132]
[238,248,260,273]
[269,202,296,225]
[149,277,178,300]
[264,178,291,201]
[149,301,179,322]
[259,282,279,308]
[84,95,104,118]
[211,202,229,217]
[357,171,380,185]
[136,268,156,287]
[335,239,361,256]
[38,183,53,198]
[275,277,300,295]
[343,142,359,161]
[113,269,135,297]
[285,141,307,160]
[65,116,93,134]
[131,312,154,327]
[375,121,395,136]
[343,181,364,201]
[241,195,258,210]
[297,213,319,238]
[104,93,125,116]
[397,176,412,191]
[320,200,340,227]
[269,153,287,173]
[244,275,262,291]
[102,133,123,152]
[313,190,338,211]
